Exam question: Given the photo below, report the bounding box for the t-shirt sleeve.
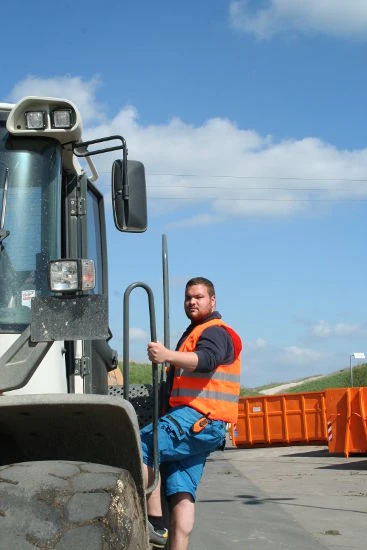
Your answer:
[195,326,235,373]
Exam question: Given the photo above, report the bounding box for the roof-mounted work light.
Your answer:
[51,108,74,129]
[6,96,82,144]
[49,259,95,292]
[25,110,47,129]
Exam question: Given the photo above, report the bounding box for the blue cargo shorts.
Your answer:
[140,405,226,501]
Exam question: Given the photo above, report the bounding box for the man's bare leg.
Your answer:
[169,492,195,550]
[143,464,169,546]
[143,463,163,516]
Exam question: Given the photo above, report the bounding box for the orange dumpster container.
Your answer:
[232,392,328,448]
[325,387,367,457]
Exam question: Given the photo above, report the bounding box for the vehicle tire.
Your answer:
[0,460,148,549]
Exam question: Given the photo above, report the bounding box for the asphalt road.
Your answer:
[189,443,367,550]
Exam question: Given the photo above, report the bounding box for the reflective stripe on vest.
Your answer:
[176,369,240,383]
[169,318,242,423]
[170,388,240,403]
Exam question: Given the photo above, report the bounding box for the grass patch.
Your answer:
[117,362,367,393]
[240,387,263,397]
[284,364,367,393]
[118,361,165,385]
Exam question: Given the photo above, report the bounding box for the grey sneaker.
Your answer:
[148,520,168,548]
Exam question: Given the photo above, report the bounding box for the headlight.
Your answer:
[49,259,95,292]
[25,110,47,129]
[51,108,74,129]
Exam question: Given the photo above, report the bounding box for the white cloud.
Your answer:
[229,0,367,40]
[242,338,341,386]
[7,75,367,225]
[129,328,148,341]
[280,345,325,364]
[247,337,268,349]
[309,320,367,338]
[170,213,219,228]
[310,320,332,338]
[136,130,367,224]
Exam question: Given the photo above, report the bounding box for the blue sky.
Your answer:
[2,0,367,386]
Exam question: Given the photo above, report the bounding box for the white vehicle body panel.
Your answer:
[0,335,68,394]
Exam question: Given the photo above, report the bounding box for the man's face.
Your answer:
[184,284,215,322]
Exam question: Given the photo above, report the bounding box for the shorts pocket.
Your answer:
[159,414,186,440]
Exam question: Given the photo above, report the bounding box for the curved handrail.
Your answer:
[123,281,159,495]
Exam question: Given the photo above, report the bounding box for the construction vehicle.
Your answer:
[0,96,159,549]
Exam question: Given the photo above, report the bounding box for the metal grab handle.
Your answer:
[161,235,170,384]
[123,282,159,495]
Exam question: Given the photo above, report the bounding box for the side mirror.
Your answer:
[112,160,148,232]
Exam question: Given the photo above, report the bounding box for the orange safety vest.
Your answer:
[169,318,242,423]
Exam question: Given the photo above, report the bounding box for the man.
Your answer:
[140,277,242,550]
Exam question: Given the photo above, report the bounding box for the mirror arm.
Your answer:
[122,141,129,200]
[72,135,127,158]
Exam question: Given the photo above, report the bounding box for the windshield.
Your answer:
[0,119,61,332]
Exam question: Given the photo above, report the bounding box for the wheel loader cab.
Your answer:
[0,97,147,396]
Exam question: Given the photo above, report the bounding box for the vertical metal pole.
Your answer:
[161,235,171,528]
[162,234,170,380]
[350,354,353,387]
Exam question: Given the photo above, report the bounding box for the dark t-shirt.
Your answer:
[175,311,234,373]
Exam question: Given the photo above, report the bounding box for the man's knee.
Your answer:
[170,493,195,537]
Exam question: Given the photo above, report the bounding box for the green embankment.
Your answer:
[118,362,367,396]
[116,361,160,384]
[282,364,367,393]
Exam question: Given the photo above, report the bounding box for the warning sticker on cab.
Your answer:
[22,290,36,308]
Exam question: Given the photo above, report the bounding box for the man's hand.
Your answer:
[147,342,199,371]
[147,341,169,364]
